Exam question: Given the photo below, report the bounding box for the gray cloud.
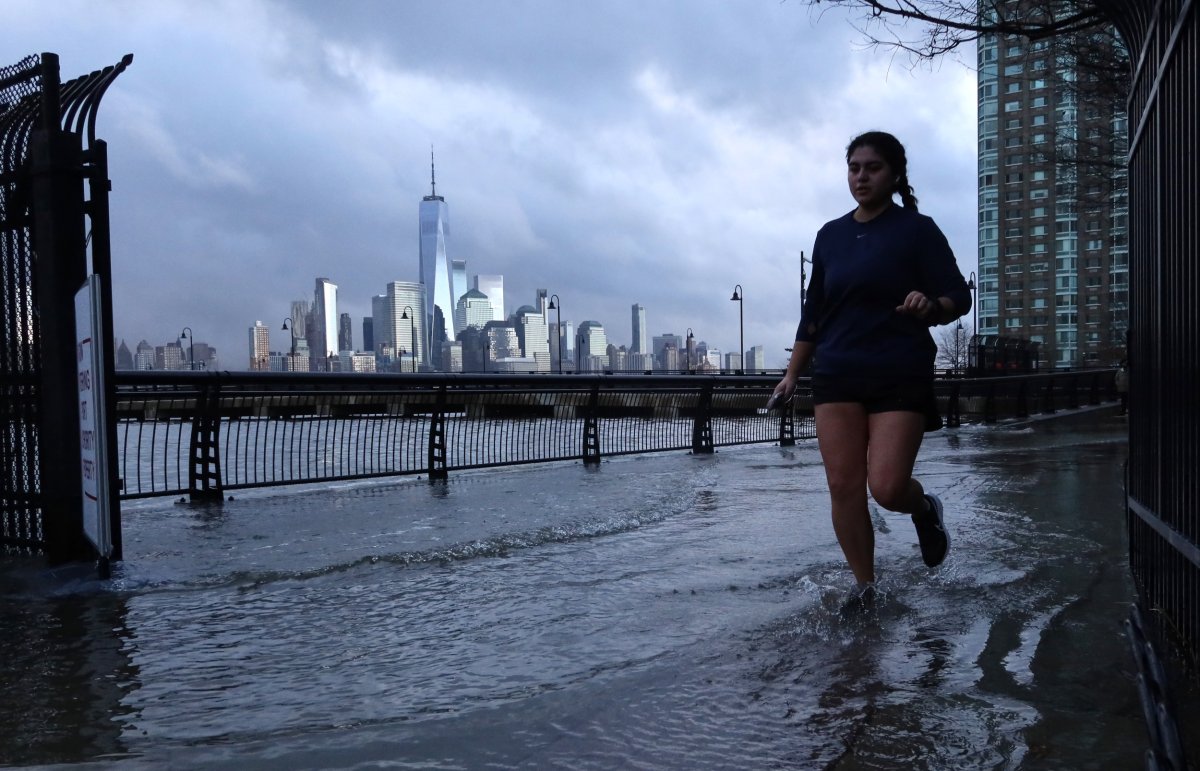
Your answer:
[5,0,977,368]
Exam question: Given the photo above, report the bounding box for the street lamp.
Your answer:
[548,293,563,374]
[967,270,978,336]
[730,284,744,374]
[400,306,417,373]
[686,328,694,373]
[800,251,812,306]
[180,326,195,371]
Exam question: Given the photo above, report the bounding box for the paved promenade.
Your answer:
[3,406,1197,769]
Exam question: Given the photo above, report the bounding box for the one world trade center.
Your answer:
[419,151,453,369]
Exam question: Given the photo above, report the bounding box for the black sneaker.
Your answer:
[914,493,949,567]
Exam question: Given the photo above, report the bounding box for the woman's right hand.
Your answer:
[768,376,797,409]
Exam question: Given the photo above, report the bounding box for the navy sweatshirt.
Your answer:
[796,204,972,380]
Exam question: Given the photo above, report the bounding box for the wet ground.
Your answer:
[2,410,1194,769]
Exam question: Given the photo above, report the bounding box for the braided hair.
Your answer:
[846,131,919,212]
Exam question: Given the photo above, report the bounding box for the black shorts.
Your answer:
[811,375,943,432]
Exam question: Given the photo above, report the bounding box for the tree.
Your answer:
[934,321,972,372]
[813,0,1129,203]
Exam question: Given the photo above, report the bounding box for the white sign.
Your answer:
[75,275,112,559]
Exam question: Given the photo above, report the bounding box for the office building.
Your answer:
[652,333,683,371]
[473,274,505,321]
[455,289,494,332]
[977,25,1128,367]
[419,154,454,364]
[514,305,551,372]
[338,312,353,353]
[576,321,608,371]
[631,304,647,354]
[386,281,425,371]
[156,341,185,371]
[362,317,374,354]
[248,320,270,371]
[312,277,338,370]
[745,345,765,373]
[134,339,154,370]
[451,259,468,318]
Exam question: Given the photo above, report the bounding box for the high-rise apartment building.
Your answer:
[312,278,338,369]
[419,154,454,366]
[977,24,1128,368]
[473,275,505,321]
[248,320,270,371]
[631,304,647,354]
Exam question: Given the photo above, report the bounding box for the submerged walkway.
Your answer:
[2,408,1196,769]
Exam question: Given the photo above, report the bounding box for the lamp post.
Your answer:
[180,326,195,371]
[548,293,563,374]
[730,284,744,374]
[967,270,977,335]
[800,251,812,306]
[400,306,416,373]
[686,328,694,373]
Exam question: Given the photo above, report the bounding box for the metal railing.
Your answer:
[111,369,1118,501]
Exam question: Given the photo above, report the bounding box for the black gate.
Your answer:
[0,53,130,560]
[1107,0,1200,675]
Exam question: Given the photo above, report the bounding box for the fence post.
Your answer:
[582,384,601,465]
[691,383,714,454]
[946,381,961,428]
[778,400,796,446]
[188,375,224,501]
[1042,375,1057,414]
[427,385,448,480]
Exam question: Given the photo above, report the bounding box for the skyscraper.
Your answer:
[248,320,270,371]
[976,24,1128,368]
[313,277,338,370]
[386,281,425,372]
[338,312,353,353]
[577,321,608,372]
[514,305,550,372]
[451,259,468,318]
[455,288,494,331]
[289,299,309,355]
[419,152,454,368]
[631,304,647,354]
[473,274,505,321]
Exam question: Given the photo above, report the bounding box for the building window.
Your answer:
[1005,318,1023,328]
[1030,188,1049,199]
[1032,115,1048,126]
[1031,96,1048,107]
[1005,227,1023,238]
[1086,239,1104,250]
[1031,206,1048,217]
[1005,118,1022,129]
[1004,100,1021,112]
[1004,63,1024,75]
[1005,173,1024,184]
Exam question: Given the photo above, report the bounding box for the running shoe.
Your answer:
[914,493,949,567]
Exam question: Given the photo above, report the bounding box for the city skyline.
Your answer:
[7,1,980,368]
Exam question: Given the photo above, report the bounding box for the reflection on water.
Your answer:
[0,418,1178,769]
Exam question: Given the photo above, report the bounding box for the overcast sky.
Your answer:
[7,0,978,369]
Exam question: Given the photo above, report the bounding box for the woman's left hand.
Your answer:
[896,291,938,321]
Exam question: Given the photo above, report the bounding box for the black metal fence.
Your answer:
[0,53,130,561]
[1107,0,1200,683]
[108,369,1118,501]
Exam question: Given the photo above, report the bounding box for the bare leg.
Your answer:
[815,403,873,584]
[865,411,927,516]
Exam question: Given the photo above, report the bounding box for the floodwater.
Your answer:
[0,413,1181,769]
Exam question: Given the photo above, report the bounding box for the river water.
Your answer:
[0,415,1181,769]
